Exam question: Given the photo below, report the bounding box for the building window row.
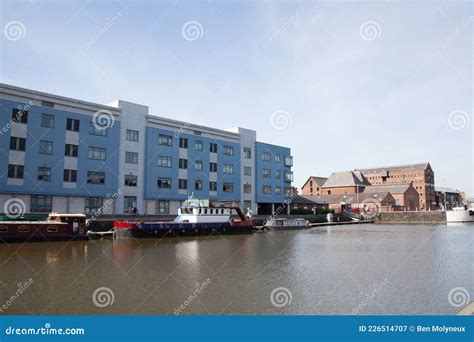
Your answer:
[261,152,293,166]
[160,178,233,192]
[261,185,292,196]
[261,169,293,182]
[160,135,230,155]
[8,139,115,162]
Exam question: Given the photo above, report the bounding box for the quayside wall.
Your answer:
[375,211,446,224]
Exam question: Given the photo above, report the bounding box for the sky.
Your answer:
[1,0,472,195]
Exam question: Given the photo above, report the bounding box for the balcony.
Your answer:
[284,155,293,167]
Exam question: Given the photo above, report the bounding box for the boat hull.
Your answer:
[268,225,310,230]
[446,210,474,223]
[115,221,254,238]
[1,235,90,243]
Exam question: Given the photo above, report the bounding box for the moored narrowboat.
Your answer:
[0,213,89,243]
[114,197,255,238]
[265,218,310,230]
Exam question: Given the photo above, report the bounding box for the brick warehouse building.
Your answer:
[301,176,327,196]
[320,171,370,195]
[356,163,435,210]
[0,83,293,215]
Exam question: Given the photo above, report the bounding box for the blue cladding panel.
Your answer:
[0,99,120,197]
[145,127,241,201]
[255,142,292,203]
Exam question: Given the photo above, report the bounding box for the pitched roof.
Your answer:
[364,183,414,195]
[302,176,328,189]
[355,162,430,175]
[322,171,370,188]
[295,192,394,205]
[435,186,461,194]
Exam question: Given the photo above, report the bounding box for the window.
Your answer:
[38,166,51,181]
[179,159,188,169]
[41,114,54,128]
[243,200,252,209]
[223,183,234,192]
[262,152,271,161]
[39,140,53,155]
[243,147,252,159]
[157,200,170,214]
[195,160,203,171]
[30,195,52,212]
[8,164,24,179]
[12,108,28,124]
[159,134,172,146]
[223,164,234,174]
[179,138,188,149]
[18,226,30,233]
[210,143,217,153]
[209,162,217,172]
[47,225,58,233]
[285,187,292,196]
[244,167,251,176]
[243,183,252,193]
[66,118,80,132]
[284,155,293,167]
[195,180,202,191]
[209,181,217,191]
[158,156,172,168]
[262,169,271,178]
[125,174,138,187]
[10,137,25,151]
[64,169,77,183]
[285,171,294,182]
[125,151,138,164]
[275,170,281,179]
[223,145,234,156]
[195,141,203,151]
[85,197,104,213]
[275,154,281,163]
[89,147,106,160]
[41,100,54,108]
[124,196,137,213]
[87,171,105,184]
[179,179,187,190]
[262,186,272,194]
[0,226,8,233]
[89,122,107,136]
[275,187,281,195]
[65,144,78,157]
[158,177,172,188]
[126,129,139,142]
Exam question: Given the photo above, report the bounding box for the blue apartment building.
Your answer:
[0,84,293,215]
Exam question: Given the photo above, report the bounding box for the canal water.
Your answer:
[0,224,472,315]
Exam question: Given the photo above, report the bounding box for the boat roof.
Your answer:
[49,213,86,217]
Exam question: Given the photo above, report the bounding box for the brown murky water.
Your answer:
[0,224,473,315]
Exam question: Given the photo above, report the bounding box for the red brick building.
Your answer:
[364,183,420,211]
[320,171,370,195]
[356,163,435,210]
[301,176,327,196]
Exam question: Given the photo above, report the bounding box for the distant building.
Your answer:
[293,192,397,214]
[301,176,327,196]
[321,171,370,195]
[356,163,435,210]
[435,187,462,210]
[364,183,419,211]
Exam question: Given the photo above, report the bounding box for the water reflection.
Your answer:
[0,224,472,315]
